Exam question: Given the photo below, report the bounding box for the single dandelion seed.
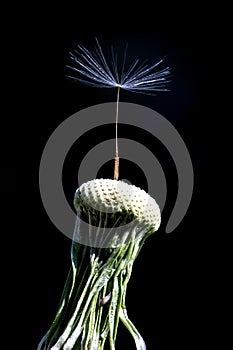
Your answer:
[67,37,171,180]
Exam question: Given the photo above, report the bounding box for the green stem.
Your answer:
[38,227,148,350]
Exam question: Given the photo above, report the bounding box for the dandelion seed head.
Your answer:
[74,178,161,232]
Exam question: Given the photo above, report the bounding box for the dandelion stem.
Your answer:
[114,86,121,180]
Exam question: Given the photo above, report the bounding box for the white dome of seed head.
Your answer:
[74,179,161,232]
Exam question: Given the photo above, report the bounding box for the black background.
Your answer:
[2,3,217,350]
